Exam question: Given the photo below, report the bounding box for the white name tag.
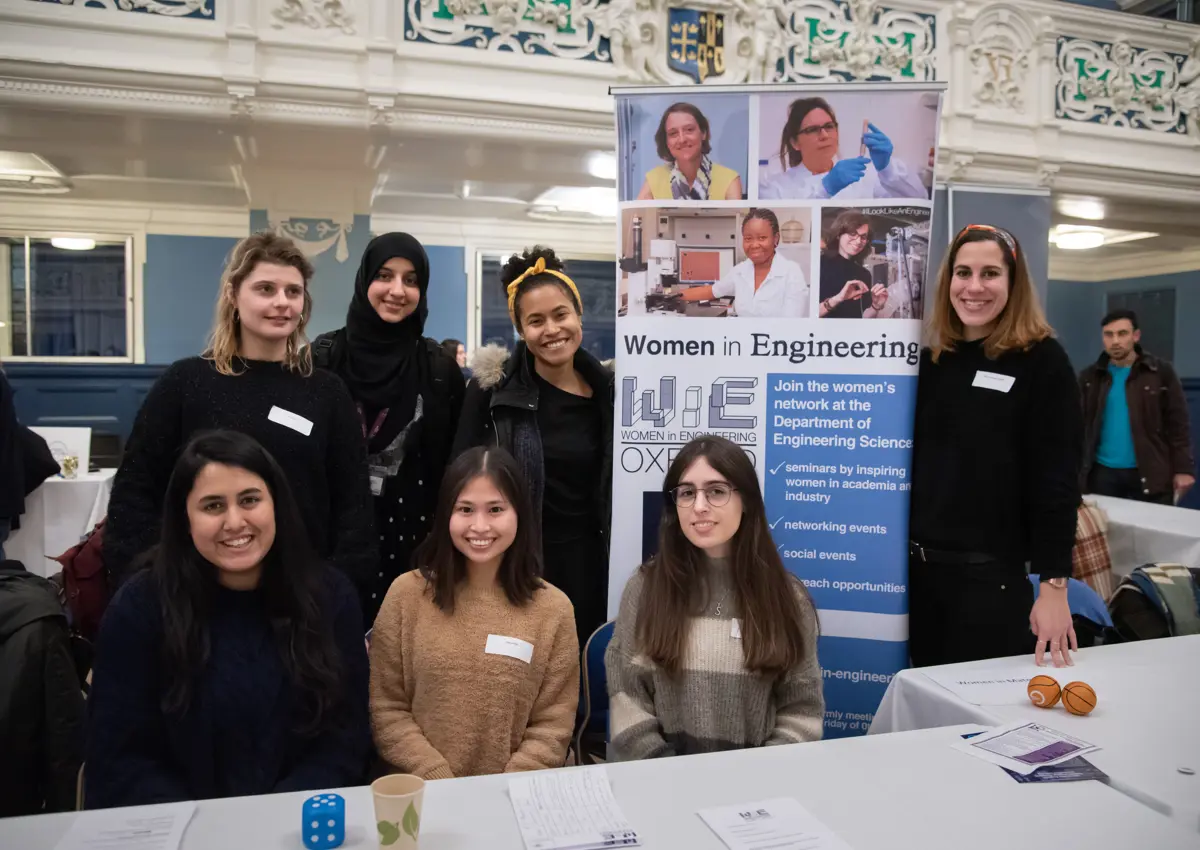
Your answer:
[485,634,534,664]
[268,405,314,436]
[731,619,742,640]
[972,371,1015,393]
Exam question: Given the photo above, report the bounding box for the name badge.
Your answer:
[485,634,534,664]
[731,619,742,640]
[268,405,314,436]
[972,371,1015,393]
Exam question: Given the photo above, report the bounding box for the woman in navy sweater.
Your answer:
[86,431,370,808]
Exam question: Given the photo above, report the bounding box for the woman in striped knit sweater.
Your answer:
[606,436,824,760]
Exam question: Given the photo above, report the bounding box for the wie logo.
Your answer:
[622,375,758,430]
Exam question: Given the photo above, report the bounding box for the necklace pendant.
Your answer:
[715,602,722,616]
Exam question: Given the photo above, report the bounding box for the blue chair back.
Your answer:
[575,620,615,760]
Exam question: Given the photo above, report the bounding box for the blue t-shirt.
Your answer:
[1096,364,1137,469]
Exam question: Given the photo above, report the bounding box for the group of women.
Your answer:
[81,218,1081,810]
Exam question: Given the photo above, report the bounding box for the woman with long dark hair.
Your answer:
[606,436,823,760]
[452,246,613,649]
[313,233,465,622]
[85,431,371,808]
[818,211,888,319]
[103,232,374,597]
[910,225,1081,668]
[369,447,579,779]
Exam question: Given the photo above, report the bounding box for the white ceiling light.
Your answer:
[586,151,617,182]
[530,186,616,219]
[50,237,96,251]
[1054,230,1105,250]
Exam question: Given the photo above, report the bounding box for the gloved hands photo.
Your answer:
[821,156,870,197]
[862,123,893,172]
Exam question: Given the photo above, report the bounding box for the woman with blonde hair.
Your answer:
[909,224,1082,669]
[103,231,375,596]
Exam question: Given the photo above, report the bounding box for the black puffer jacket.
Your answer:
[0,560,86,816]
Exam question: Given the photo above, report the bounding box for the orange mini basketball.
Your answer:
[1027,675,1061,708]
[1062,681,1097,716]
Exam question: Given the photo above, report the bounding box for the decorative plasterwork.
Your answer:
[271,0,355,35]
[404,0,934,83]
[966,4,1043,113]
[25,0,214,18]
[1056,36,1193,134]
[271,216,355,262]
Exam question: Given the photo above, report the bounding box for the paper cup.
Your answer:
[371,774,425,849]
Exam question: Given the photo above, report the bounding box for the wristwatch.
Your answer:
[1043,577,1068,589]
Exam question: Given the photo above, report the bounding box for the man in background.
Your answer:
[1079,309,1195,505]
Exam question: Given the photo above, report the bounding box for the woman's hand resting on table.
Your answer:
[1030,584,1077,667]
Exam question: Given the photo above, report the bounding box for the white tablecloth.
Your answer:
[2,724,1198,850]
[871,636,1200,832]
[5,469,115,577]
[1089,495,1200,575]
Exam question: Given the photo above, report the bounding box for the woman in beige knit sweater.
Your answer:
[606,435,824,759]
[369,446,580,779]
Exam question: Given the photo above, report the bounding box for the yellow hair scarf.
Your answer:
[505,256,583,325]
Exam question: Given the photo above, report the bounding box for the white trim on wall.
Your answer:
[1050,247,1200,283]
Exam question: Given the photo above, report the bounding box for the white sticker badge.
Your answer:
[972,371,1015,393]
[485,634,534,664]
[267,405,314,436]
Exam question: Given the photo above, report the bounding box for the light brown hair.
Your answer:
[635,436,814,677]
[203,231,315,376]
[927,226,1052,363]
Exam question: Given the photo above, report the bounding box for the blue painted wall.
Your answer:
[424,245,468,344]
[143,234,239,365]
[1047,271,1200,378]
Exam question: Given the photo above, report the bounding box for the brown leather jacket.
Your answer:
[1079,347,1195,497]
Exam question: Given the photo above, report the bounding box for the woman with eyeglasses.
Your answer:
[606,436,823,760]
[680,209,808,318]
[910,225,1082,670]
[818,211,888,319]
[759,97,925,201]
[637,102,744,201]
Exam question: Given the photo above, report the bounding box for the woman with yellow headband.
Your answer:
[453,246,614,649]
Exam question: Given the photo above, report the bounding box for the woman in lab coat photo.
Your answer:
[758,96,929,202]
[681,209,809,318]
[636,102,745,202]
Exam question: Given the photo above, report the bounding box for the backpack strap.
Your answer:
[313,334,339,371]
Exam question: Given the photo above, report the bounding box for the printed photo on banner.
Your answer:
[756,90,939,202]
[819,206,931,320]
[618,205,812,319]
[617,94,749,202]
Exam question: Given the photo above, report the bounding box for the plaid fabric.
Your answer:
[1073,501,1115,602]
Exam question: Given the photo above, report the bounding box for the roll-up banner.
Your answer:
[610,82,946,738]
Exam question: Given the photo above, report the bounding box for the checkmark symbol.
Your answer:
[770,461,786,475]
[769,516,784,530]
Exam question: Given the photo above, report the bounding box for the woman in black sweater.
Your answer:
[87,431,370,808]
[909,225,1082,669]
[103,232,374,595]
[312,233,465,623]
[818,210,887,319]
[452,246,614,648]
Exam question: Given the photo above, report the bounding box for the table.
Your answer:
[5,469,115,577]
[871,636,1200,833]
[3,725,1198,850]
[1089,495,1200,575]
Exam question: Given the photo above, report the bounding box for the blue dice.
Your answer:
[302,793,345,849]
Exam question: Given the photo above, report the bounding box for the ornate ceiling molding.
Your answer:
[25,0,214,18]
[270,0,355,35]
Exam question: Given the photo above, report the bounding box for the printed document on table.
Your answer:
[53,801,196,850]
[953,721,1100,775]
[923,656,1112,706]
[509,766,641,850]
[698,797,854,850]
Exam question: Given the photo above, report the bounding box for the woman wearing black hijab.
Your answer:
[313,233,465,622]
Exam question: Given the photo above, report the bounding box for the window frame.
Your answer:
[469,245,614,353]
[0,229,138,364]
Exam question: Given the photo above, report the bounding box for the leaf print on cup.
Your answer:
[402,801,421,840]
[378,819,401,846]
